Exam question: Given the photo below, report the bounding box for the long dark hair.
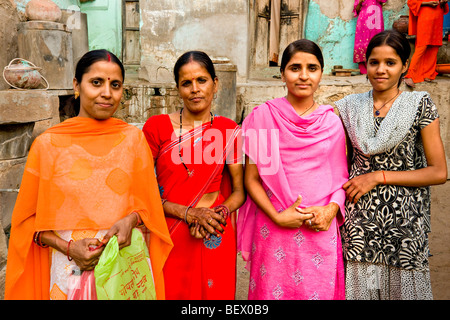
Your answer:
[365,29,411,87]
[173,51,217,86]
[280,39,324,73]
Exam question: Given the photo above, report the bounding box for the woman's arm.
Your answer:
[344,118,447,203]
[422,1,440,7]
[188,163,245,238]
[162,197,226,237]
[220,163,246,211]
[40,231,104,271]
[244,156,313,228]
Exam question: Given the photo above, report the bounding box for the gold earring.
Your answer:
[74,91,79,99]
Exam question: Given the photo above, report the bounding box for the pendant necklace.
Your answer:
[373,89,400,116]
[299,100,316,117]
[178,108,213,176]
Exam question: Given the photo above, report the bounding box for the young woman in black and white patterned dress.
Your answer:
[335,30,447,300]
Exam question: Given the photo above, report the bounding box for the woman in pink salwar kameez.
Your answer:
[237,40,349,300]
[353,0,387,74]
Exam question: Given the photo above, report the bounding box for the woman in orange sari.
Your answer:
[143,51,245,300]
[404,0,449,87]
[4,50,172,300]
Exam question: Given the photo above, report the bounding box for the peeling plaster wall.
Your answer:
[305,0,408,74]
[139,0,249,83]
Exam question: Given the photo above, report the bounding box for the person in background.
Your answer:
[238,39,349,300]
[4,50,172,300]
[336,30,447,299]
[353,0,387,74]
[404,0,449,88]
[142,51,245,299]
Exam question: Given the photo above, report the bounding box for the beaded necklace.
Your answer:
[178,108,213,176]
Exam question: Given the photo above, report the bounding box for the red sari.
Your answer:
[143,114,241,299]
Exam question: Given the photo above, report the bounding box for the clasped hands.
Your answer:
[273,195,339,232]
[426,0,447,7]
[186,206,228,239]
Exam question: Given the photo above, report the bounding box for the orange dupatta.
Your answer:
[5,117,173,300]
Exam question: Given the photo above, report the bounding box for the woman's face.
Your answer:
[281,51,323,101]
[177,61,218,115]
[367,45,408,92]
[74,60,123,120]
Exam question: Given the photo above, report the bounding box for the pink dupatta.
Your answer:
[237,97,348,300]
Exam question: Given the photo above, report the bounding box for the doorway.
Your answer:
[248,0,308,79]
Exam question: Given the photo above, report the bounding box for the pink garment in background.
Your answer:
[353,0,386,65]
[237,98,349,300]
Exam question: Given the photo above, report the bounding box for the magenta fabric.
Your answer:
[237,98,349,300]
[353,0,386,63]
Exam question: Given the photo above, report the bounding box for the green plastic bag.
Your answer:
[94,229,156,300]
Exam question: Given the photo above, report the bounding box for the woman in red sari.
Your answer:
[142,51,245,299]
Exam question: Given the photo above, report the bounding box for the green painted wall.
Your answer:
[305,1,408,74]
[13,0,122,58]
[80,0,122,58]
[14,0,79,12]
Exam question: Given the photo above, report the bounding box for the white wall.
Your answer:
[139,0,249,83]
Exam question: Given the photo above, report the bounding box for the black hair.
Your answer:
[68,50,125,117]
[173,51,217,86]
[75,49,125,83]
[280,39,324,73]
[365,29,411,87]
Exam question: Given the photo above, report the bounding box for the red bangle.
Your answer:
[131,211,144,227]
[67,240,73,261]
[382,170,387,185]
[214,204,230,220]
[33,231,49,248]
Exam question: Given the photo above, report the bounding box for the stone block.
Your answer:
[213,59,237,122]
[0,90,59,125]
[0,219,6,301]
[0,0,19,91]
[0,219,7,268]
[0,123,34,160]
[0,265,5,300]
[17,21,74,90]
[0,157,26,190]
[0,191,17,231]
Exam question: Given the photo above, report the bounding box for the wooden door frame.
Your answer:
[248,0,308,80]
[122,0,141,68]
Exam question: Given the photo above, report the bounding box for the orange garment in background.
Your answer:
[5,117,173,300]
[406,0,449,82]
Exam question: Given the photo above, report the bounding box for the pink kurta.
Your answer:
[353,0,387,63]
[237,98,349,300]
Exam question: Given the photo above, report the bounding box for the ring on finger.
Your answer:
[208,218,213,224]
[308,220,312,226]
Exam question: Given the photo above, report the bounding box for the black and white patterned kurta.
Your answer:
[338,92,439,272]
